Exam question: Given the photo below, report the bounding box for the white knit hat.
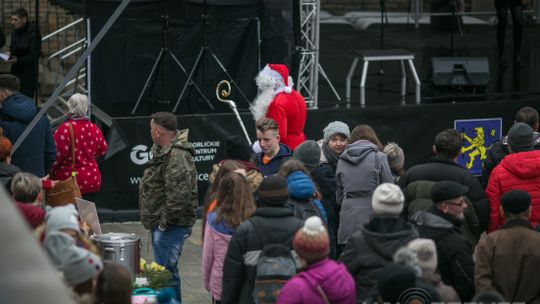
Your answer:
[372,183,404,216]
[407,238,438,272]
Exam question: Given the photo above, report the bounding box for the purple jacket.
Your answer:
[202,212,235,300]
[277,258,356,304]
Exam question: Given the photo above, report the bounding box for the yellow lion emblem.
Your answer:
[461,127,492,169]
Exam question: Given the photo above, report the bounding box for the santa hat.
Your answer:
[261,64,293,94]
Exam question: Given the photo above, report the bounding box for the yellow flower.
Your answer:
[149,261,166,272]
[140,258,146,271]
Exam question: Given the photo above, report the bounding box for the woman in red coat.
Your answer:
[50,93,107,196]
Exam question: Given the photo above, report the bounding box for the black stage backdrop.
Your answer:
[96,100,535,221]
[51,0,295,115]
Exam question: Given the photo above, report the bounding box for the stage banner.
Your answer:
[95,100,534,220]
[96,113,256,212]
[454,118,502,176]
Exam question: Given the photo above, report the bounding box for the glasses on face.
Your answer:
[444,199,466,208]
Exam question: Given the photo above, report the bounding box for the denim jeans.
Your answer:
[151,226,192,303]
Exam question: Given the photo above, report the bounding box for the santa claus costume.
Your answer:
[250,64,307,150]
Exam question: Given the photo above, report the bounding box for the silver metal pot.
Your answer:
[92,233,140,276]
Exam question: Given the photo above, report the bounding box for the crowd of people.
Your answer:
[3,51,540,303]
[197,105,540,304]
[0,72,115,302]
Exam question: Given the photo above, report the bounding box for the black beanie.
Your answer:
[257,175,289,206]
[501,190,531,214]
[225,135,251,161]
[377,265,417,304]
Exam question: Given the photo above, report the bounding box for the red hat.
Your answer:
[267,64,292,93]
[268,64,289,87]
[293,216,329,263]
[16,202,45,229]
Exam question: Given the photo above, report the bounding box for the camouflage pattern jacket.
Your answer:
[139,129,198,230]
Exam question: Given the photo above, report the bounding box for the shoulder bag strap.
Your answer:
[374,151,381,185]
[67,123,76,177]
[317,285,331,304]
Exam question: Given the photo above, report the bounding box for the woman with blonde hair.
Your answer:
[202,172,256,303]
[50,93,107,199]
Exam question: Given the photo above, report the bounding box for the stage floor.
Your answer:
[317,22,540,108]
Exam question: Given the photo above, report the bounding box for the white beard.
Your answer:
[250,66,295,121]
[250,88,276,121]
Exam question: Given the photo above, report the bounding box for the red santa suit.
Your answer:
[250,64,307,150]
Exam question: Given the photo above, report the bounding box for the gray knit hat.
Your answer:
[323,121,350,142]
[43,231,103,286]
[508,122,535,152]
[45,204,80,235]
[294,140,321,172]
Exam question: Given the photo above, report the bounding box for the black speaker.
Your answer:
[431,57,490,90]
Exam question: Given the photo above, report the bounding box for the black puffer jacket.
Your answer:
[340,216,418,303]
[480,133,540,187]
[410,208,475,301]
[398,156,489,233]
[221,206,303,304]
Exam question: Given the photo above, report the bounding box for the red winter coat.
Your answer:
[50,118,107,194]
[486,150,540,232]
[266,90,307,150]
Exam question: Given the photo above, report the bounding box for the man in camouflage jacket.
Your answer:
[139,112,197,302]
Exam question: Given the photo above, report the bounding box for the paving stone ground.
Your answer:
[102,220,211,304]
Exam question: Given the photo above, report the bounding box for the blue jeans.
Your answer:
[151,226,192,303]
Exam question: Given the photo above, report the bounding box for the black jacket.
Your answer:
[402,179,480,247]
[10,22,41,97]
[480,133,540,187]
[310,163,339,256]
[410,208,475,301]
[0,162,21,193]
[0,27,5,49]
[340,217,418,303]
[221,206,303,304]
[398,156,489,233]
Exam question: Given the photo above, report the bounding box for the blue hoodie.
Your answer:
[0,92,56,177]
[253,143,293,177]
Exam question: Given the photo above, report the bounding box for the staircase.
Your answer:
[1,0,111,129]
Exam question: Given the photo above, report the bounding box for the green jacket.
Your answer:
[402,180,480,247]
[139,129,198,230]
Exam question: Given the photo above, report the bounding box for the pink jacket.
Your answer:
[277,258,356,304]
[202,213,234,300]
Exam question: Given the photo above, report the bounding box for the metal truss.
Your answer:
[296,0,341,109]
